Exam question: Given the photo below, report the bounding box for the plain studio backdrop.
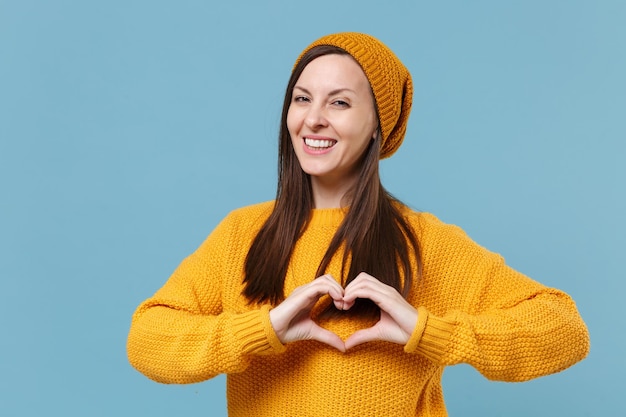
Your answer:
[1,1,624,415]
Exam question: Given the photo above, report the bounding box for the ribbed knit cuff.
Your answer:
[233,305,286,356]
[404,306,455,364]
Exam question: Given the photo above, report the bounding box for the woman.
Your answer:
[127,32,589,416]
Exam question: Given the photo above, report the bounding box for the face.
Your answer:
[287,54,379,189]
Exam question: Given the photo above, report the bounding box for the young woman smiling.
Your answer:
[287,53,379,207]
[127,33,589,416]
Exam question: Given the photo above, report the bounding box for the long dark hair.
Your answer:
[243,45,421,316]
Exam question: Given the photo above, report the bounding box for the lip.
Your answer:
[302,135,337,155]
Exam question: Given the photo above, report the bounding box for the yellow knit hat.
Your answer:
[295,32,412,159]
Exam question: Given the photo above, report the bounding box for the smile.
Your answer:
[304,137,336,149]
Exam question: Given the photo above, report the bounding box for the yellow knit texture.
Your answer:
[127,202,589,417]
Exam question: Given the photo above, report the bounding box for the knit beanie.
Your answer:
[295,32,412,159]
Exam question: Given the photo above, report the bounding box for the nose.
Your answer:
[304,104,328,130]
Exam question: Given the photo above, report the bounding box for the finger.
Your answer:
[333,297,345,311]
[344,327,380,350]
[271,282,339,334]
[343,278,418,335]
[342,275,389,311]
[315,274,345,309]
[346,286,417,330]
[343,276,401,309]
[342,282,390,307]
[290,277,344,310]
[343,272,388,296]
[310,325,346,352]
[317,274,345,301]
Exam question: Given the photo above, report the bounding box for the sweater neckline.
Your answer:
[309,207,347,225]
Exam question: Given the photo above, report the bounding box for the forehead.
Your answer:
[296,54,371,92]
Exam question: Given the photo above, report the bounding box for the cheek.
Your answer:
[286,107,298,135]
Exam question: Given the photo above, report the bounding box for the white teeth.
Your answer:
[304,138,335,148]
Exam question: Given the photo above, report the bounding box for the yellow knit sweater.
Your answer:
[127,201,589,417]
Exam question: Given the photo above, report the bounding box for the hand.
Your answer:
[342,272,418,350]
[269,274,346,352]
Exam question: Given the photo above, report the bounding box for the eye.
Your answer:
[332,99,350,108]
[293,95,310,103]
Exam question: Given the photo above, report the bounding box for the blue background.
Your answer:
[1,0,624,415]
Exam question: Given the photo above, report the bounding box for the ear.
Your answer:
[372,127,381,142]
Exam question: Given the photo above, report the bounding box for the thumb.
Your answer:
[309,324,346,352]
[344,326,380,350]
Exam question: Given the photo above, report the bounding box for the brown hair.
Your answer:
[243,45,421,316]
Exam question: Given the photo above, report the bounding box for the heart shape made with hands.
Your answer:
[269,273,418,352]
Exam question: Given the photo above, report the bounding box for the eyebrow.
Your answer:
[293,86,356,96]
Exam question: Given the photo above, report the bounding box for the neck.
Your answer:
[310,174,356,209]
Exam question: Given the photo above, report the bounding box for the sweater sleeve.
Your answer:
[404,216,590,382]
[126,211,285,384]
